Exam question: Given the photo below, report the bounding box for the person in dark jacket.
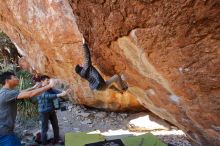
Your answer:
[37,75,69,145]
[75,39,128,92]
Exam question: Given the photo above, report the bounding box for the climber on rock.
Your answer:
[74,39,128,92]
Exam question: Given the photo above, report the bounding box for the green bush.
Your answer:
[16,70,38,119]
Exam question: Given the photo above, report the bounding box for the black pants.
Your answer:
[40,111,59,145]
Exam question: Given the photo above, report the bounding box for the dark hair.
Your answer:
[0,71,16,85]
[75,65,82,74]
[32,76,42,83]
[39,75,50,81]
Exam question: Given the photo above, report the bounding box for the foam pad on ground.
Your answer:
[121,133,167,146]
[65,132,105,146]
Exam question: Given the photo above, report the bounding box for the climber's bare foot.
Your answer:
[121,81,128,92]
[122,86,128,92]
[109,80,128,93]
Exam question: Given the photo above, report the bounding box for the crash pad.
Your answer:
[65,132,167,146]
[85,139,125,146]
[65,132,105,146]
[121,133,167,146]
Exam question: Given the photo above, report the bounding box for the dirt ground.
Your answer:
[15,103,192,146]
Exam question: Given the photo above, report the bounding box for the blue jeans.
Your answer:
[0,134,21,146]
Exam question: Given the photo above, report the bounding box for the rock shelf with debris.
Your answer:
[16,103,191,146]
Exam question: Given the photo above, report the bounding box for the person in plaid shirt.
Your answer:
[75,39,128,92]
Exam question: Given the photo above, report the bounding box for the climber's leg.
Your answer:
[103,74,128,91]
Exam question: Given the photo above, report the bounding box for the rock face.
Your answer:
[0,0,142,112]
[0,0,219,145]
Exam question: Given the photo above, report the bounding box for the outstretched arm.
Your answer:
[17,79,56,99]
[46,88,71,100]
[82,42,92,70]
[17,84,52,99]
[22,82,42,92]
